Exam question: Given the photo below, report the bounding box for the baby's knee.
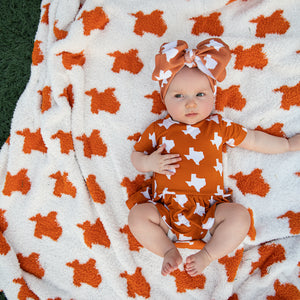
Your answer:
[217,203,250,229]
[128,203,154,230]
[128,204,142,230]
[232,203,251,230]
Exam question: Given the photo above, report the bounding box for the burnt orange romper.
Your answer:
[134,114,247,241]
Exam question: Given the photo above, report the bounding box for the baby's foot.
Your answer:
[161,247,182,276]
[185,248,212,277]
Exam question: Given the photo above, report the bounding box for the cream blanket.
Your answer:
[1,0,300,299]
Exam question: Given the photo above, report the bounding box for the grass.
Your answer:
[0,0,41,147]
[0,0,41,297]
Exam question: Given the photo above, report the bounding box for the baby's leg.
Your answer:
[185,203,250,276]
[128,203,182,276]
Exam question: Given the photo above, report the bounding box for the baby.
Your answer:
[128,38,300,277]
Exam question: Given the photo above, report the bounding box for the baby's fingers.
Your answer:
[164,155,181,165]
[161,169,177,176]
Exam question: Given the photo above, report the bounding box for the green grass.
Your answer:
[0,1,41,297]
[0,293,6,300]
[0,0,41,148]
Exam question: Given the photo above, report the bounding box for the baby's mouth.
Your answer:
[185,112,198,117]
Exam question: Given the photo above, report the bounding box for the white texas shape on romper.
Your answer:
[182,125,201,139]
[211,132,222,149]
[161,137,175,152]
[159,117,178,129]
[173,194,188,207]
[186,174,206,192]
[184,147,204,165]
[174,213,191,227]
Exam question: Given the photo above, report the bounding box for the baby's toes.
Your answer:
[186,254,195,264]
[185,256,195,268]
[162,262,174,276]
[187,268,199,277]
[161,264,169,276]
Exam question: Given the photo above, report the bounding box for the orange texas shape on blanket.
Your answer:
[76,130,108,158]
[53,20,68,40]
[49,171,77,198]
[232,44,268,70]
[0,210,10,255]
[2,169,31,197]
[215,85,246,112]
[57,51,86,70]
[16,128,47,154]
[218,248,244,283]
[267,279,300,300]
[278,211,300,235]
[128,132,141,142]
[229,168,270,197]
[60,84,75,108]
[120,225,143,252]
[122,174,147,199]
[255,123,286,138]
[86,174,106,204]
[170,269,206,293]
[32,40,44,66]
[38,85,52,113]
[250,243,286,278]
[66,258,102,288]
[85,88,121,114]
[41,3,50,25]
[145,90,166,115]
[13,278,39,300]
[77,218,111,249]
[29,211,62,241]
[226,0,248,4]
[247,208,256,241]
[17,252,45,279]
[0,209,8,233]
[120,267,151,299]
[228,294,239,300]
[108,49,144,74]
[274,82,300,110]
[131,10,167,37]
[190,12,224,36]
[51,130,74,154]
[78,7,109,36]
[250,10,290,38]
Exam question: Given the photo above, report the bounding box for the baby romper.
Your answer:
[134,114,247,241]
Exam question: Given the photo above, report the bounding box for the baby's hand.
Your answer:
[288,133,300,152]
[148,144,181,175]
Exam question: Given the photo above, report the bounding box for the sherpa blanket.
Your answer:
[1,0,300,299]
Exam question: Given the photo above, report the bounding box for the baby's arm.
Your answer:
[131,144,181,175]
[239,130,300,153]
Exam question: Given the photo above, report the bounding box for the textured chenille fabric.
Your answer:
[1,0,300,299]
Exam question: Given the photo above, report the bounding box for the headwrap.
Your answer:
[152,38,231,100]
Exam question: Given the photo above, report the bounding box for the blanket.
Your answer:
[1,0,300,299]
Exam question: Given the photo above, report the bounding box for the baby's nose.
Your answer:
[185,97,197,107]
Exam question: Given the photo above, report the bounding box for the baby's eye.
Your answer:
[196,92,205,97]
[174,94,183,99]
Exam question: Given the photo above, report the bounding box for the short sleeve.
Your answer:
[220,117,248,148]
[134,122,158,154]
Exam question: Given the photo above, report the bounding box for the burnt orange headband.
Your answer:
[152,38,231,100]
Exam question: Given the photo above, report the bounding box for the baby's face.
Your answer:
[164,67,215,125]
